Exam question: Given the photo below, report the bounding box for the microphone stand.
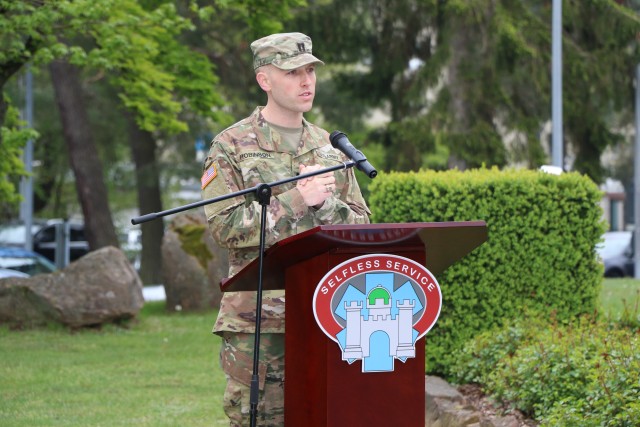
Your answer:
[131,160,361,427]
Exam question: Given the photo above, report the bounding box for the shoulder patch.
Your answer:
[201,164,218,189]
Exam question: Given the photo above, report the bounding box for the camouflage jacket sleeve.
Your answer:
[311,165,370,225]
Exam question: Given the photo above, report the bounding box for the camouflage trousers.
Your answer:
[219,332,285,427]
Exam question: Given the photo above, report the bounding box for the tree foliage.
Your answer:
[0,0,226,209]
[0,99,35,213]
[295,0,640,181]
[182,0,307,121]
[3,0,638,241]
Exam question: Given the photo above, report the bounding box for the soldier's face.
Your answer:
[263,64,317,115]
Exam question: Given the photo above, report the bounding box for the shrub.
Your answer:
[368,168,605,375]
[450,315,640,425]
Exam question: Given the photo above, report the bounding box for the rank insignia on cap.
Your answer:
[201,164,217,189]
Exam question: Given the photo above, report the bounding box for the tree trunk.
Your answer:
[128,115,164,285]
[49,59,119,251]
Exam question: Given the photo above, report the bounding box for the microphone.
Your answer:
[329,131,378,179]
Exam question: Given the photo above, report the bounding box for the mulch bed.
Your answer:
[457,383,539,427]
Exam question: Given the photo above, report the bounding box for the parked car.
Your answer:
[0,268,30,279]
[0,220,47,247]
[0,219,90,263]
[32,221,90,262]
[596,231,634,278]
[0,246,57,276]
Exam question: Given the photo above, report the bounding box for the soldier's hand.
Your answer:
[297,164,336,208]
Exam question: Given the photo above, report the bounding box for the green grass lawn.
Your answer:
[601,277,640,321]
[0,302,227,427]
[1,279,638,426]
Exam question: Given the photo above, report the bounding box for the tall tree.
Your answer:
[1,1,223,276]
[49,60,120,250]
[3,0,309,285]
[295,0,640,181]
[92,0,299,283]
[127,116,164,284]
[180,0,307,120]
[80,0,223,282]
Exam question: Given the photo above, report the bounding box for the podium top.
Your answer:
[221,221,487,292]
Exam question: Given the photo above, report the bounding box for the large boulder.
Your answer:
[161,211,227,312]
[0,246,144,328]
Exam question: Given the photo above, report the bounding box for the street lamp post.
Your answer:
[551,0,563,169]
[19,65,34,251]
[634,64,640,278]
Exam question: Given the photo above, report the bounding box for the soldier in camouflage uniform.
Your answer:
[201,32,370,426]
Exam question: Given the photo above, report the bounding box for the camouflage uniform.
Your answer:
[202,32,370,427]
[202,33,370,426]
[220,333,285,426]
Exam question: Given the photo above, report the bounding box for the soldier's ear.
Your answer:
[256,70,271,92]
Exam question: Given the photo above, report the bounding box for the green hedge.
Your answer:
[368,167,606,375]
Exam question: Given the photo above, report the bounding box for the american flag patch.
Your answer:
[201,164,217,189]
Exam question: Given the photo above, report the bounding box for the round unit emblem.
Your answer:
[312,254,441,373]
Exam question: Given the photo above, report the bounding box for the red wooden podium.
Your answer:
[221,222,487,427]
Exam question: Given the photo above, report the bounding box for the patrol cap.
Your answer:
[251,32,324,71]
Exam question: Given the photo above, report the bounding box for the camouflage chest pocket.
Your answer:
[310,146,349,190]
[238,151,294,192]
